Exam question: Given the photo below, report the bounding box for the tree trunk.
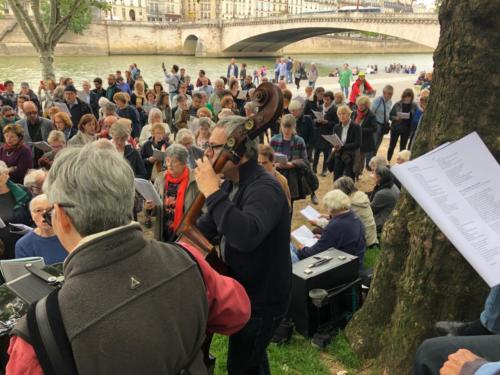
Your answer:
[40,48,56,81]
[345,0,500,373]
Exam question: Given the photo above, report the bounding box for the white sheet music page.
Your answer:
[392,132,500,287]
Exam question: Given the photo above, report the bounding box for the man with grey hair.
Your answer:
[14,194,67,264]
[208,79,226,116]
[8,142,251,374]
[195,115,291,375]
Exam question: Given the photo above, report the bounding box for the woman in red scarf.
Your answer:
[145,144,199,242]
[353,95,378,175]
[0,124,33,184]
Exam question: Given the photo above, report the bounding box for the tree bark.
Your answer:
[40,49,56,81]
[345,0,500,373]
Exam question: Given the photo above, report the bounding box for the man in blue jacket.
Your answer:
[195,116,292,375]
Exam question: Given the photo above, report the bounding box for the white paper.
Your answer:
[292,225,318,248]
[300,205,321,221]
[0,217,5,229]
[237,90,248,100]
[54,102,71,117]
[322,134,344,147]
[312,110,324,120]
[397,111,410,120]
[32,141,52,153]
[134,178,162,206]
[391,132,500,287]
[9,223,34,235]
[152,149,167,161]
[274,153,289,165]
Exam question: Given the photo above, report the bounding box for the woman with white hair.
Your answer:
[0,160,32,259]
[139,107,168,146]
[175,128,204,169]
[195,117,214,150]
[297,189,365,268]
[145,144,199,241]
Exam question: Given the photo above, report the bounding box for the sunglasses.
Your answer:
[43,203,76,227]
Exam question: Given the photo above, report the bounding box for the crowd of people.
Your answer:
[0,56,497,375]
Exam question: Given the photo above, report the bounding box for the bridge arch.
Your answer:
[183,34,199,55]
[221,15,439,53]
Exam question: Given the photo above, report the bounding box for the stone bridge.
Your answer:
[180,12,439,57]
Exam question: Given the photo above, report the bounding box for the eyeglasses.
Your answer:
[5,113,15,118]
[43,203,76,227]
[207,143,225,154]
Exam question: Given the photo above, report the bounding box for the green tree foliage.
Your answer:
[6,0,110,79]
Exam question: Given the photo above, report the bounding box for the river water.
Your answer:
[0,53,433,89]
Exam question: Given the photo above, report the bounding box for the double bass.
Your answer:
[175,82,283,372]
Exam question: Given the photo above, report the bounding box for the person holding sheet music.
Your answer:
[332,105,361,181]
[271,114,310,214]
[296,189,365,270]
[0,124,33,184]
[141,123,170,181]
[353,95,378,172]
[387,88,418,161]
[38,130,66,170]
[312,91,338,177]
[145,144,198,242]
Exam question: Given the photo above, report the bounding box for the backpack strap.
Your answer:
[26,289,78,375]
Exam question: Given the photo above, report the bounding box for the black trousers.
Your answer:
[312,147,331,173]
[333,153,355,181]
[413,335,500,375]
[387,125,411,161]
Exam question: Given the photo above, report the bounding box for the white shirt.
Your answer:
[341,120,351,144]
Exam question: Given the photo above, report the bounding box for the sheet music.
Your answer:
[274,153,289,165]
[134,178,162,206]
[300,205,321,221]
[312,110,324,121]
[292,225,318,248]
[32,141,52,153]
[152,149,167,161]
[237,90,248,100]
[322,134,344,147]
[392,132,500,287]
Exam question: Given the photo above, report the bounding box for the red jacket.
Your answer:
[6,240,250,374]
[349,78,374,105]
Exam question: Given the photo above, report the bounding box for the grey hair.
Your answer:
[280,113,297,133]
[23,169,47,188]
[43,142,135,236]
[244,101,258,114]
[0,161,8,175]
[198,117,215,129]
[148,107,162,125]
[333,176,358,195]
[214,78,224,87]
[47,130,65,144]
[165,144,188,165]
[102,101,116,115]
[323,189,351,212]
[29,193,49,211]
[175,128,194,144]
[215,115,258,160]
[288,100,303,112]
[110,118,131,139]
[369,155,389,170]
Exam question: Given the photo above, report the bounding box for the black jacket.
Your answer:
[140,139,169,180]
[197,159,291,316]
[124,144,147,179]
[352,109,377,152]
[333,121,362,157]
[65,98,92,129]
[314,104,338,150]
[296,114,314,148]
[117,105,141,138]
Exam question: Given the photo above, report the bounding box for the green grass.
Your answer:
[208,247,381,374]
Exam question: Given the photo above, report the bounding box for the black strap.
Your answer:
[26,289,78,375]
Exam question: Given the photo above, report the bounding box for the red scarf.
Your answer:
[165,167,190,231]
[355,107,368,124]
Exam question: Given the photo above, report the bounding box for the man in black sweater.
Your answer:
[195,116,292,375]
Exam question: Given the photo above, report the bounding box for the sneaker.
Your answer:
[144,217,152,229]
[271,319,294,345]
[435,320,491,337]
[311,193,319,205]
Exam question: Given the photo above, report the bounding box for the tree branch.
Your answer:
[47,0,85,45]
[49,0,59,31]
[31,0,47,37]
[7,0,43,48]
